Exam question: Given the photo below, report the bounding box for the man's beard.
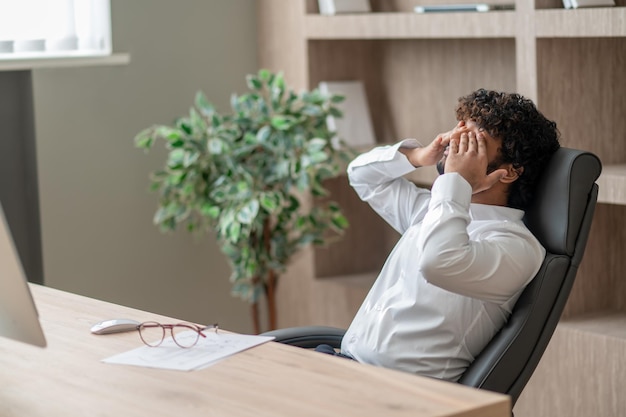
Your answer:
[435,158,502,176]
[436,159,445,175]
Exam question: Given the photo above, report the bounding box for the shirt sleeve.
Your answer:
[416,173,545,304]
[347,139,432,234]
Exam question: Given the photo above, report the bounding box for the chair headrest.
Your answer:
[523,148,602,257]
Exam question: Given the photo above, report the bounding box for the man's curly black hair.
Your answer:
[455,89,561,210]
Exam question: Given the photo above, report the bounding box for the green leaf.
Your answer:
[258,69,271,82]
[297,171,309,190]
[310,178,328,197]
[134,128,154,149]
[260,193,278,212]
[329,107,343,118]
[167,149,185,169]
[228,221,242,243]
[309,151,329,164]
[153,207,169,224]
[195,91,215,116]
[303,90,324,105]
[210,189,227,202]
[331,213,349,230]
[273,72,285,90]
[244,132,257,145]
[230,93,239,112]
[154,126,181,142]
[183,151,200,167]
[208,138,223,154]
[271,115,294,131]
[236,181,250,194]
[299,155,311,169]
[212,114,222,128]
[330,94,345,103]
[295,216,308,229]
[246,75,263,91]
[256,125,271,142]
[177,119,192,135]
[189,107,206,132]
[301,106,323,117]
[298,234,316,245]
[201,204,221,219]
[160,128,185,148]
[308,137,327,151]
[182,183,195,196]
[237,199,259,224]
[328,202,341,212]
[274,160,290,179]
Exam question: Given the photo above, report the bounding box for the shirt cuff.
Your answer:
[347,139,423,177]
[430,173,472,209]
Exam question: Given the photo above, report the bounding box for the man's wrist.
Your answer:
[393,139,423,167]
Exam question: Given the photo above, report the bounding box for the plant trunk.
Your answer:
[250,273,277,333]
[262,217,278,332]
[251,301,261,335]
[266,269,277,331]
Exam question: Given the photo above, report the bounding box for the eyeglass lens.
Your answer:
[138,322,165,347]
[171,324,201,348]
[138,322,202,348]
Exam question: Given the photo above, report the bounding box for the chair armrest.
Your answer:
[262,326,346,349]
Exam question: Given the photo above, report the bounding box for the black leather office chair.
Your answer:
[263,147,602,408]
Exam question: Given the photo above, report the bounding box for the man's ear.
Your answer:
[500,164,523,184]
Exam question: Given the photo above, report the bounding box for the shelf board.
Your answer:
[596,164,626,205]
[536,7,626,38]
[560,311,626,341]
[0,53,131,71]
[305,12,517,39]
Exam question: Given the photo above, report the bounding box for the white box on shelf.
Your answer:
[414,3,514,13]
[562,0,614,8]
[318,0,371,15]
[319,80,376,148]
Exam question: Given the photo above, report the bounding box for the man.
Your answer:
[338,89,561,381]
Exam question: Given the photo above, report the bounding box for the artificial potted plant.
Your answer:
[134,69,353,333]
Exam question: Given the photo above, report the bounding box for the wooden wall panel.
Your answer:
[380,39,516,142]
[515,315,626,417]
[537,38,626,164]
[257,0,308,89]
[309,39,516,145]
[564,204,626,318]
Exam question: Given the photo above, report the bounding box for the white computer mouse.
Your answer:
[90,318,141,335]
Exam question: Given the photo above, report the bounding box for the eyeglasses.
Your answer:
[137,321,219,348]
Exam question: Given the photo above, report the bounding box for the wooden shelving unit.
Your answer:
[597,165,626,204]
[257,1,625,415]
[535,8,626,37]
[305,12,517,39]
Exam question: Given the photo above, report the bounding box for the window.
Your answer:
[0,0,111,60]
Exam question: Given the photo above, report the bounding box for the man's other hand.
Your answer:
[445,131,507,194]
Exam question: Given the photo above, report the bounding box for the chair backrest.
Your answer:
[458,147,602,405]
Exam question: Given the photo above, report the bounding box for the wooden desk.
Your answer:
[0,285,510,417]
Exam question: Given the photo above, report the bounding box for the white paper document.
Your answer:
[103,331,274,371]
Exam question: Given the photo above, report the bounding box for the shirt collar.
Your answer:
[469,203,525,221]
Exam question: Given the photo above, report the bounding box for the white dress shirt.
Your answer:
[341,140,545,382]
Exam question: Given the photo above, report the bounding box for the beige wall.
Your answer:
[32,0,258,333]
